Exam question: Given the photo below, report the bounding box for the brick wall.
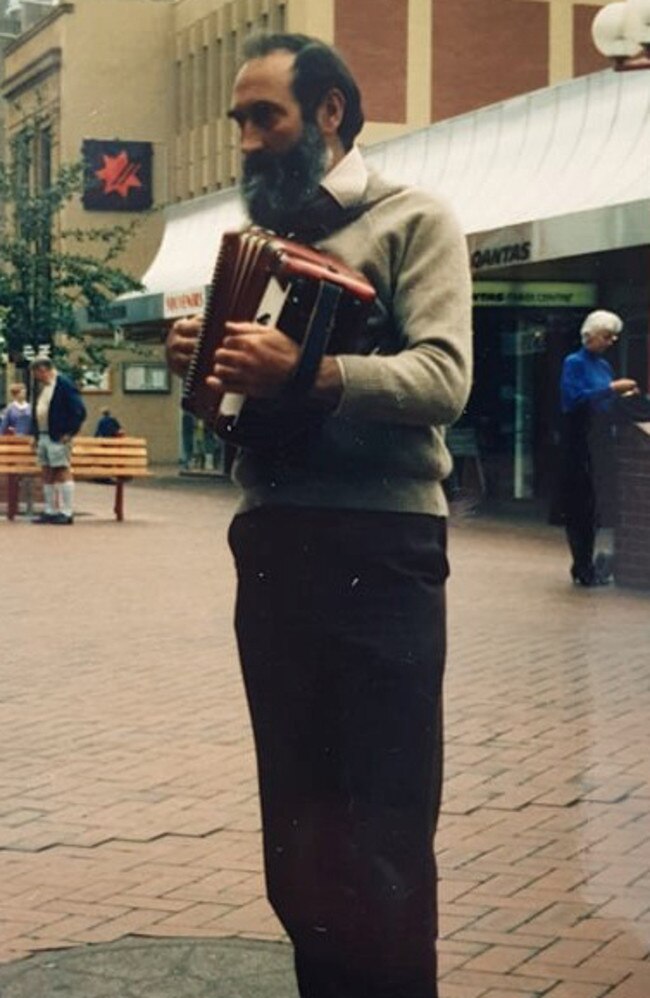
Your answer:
[615,424,650,590]
[334,0,408,124]
[573,5,609,77]
[431,0,549,121]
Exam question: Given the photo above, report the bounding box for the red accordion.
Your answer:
[182,228,376,449]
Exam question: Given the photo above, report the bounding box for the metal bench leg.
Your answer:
[114,480,125,521]
[25,478,34,515]
[7,475,19,521]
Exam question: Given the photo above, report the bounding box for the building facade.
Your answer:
[2,0,624,484]
[168,0,612,201]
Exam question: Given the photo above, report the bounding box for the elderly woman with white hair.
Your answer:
[555,309,639,586]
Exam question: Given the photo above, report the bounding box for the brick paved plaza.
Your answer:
[0,477,648,997]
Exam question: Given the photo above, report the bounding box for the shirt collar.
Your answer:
[319,146,368,208]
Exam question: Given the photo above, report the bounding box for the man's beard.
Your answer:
[241,123,328,233]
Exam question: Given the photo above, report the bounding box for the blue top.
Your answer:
[560,347,614,415]
[0,401,33,435]
[95,414,121,437]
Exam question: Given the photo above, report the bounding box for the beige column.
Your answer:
[287,0,335,42]
[548,0,574,84]
[407,0,432,126]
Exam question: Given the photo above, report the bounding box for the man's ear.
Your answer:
[316,87,346,137]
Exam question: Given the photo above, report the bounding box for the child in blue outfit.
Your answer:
[0,383,32,436]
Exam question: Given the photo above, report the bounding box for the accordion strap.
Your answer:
[281,186,393,244]
[283,281,343,400]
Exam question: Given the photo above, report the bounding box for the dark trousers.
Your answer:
[228,506,448,998]
[565,518,596,579]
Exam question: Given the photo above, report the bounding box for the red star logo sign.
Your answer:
[94,150,142,198]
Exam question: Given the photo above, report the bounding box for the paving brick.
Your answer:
[464,943,544,975]
[542,986,610,998]
[480,991,552,998]
[1,480,649,998]
[452,928,555,951]
[443,967,558,992]
[606,969,650,997]
[438,984,484,998]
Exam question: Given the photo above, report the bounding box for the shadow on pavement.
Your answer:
[0,936,298,998]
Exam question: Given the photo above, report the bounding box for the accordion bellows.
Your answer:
[182,228,376,450]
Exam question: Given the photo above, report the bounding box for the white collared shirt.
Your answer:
[36,378,56,433]
[320,146,368,209]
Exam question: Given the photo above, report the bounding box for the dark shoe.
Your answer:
[571,566,607,587]
[594,552,613,583]
[48,512,74,525]
[32,512,55,524]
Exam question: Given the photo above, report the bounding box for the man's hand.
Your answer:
[611,378,639,396]
[206,321,300,398]
[165,315,202,378]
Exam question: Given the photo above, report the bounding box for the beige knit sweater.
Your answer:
[233,169,473,516]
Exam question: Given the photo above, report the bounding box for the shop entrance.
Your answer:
[464,307,585,506]
[459,282,599,507]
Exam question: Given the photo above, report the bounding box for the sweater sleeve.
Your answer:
[59,377,87,436]
[70,387,87,434]
[334,196,473,426]
[561,354,613,412]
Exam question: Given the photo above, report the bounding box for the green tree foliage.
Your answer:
[0,114,143,378]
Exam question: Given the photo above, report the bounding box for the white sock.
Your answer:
[43,484,56,514]
[595,528,614,557]
[59,482,75,517]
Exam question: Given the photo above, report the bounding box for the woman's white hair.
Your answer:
[580,309,623,344]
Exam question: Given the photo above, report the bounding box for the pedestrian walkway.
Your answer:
[0,478,648,997]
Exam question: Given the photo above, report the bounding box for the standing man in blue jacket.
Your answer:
[31,357,86,525]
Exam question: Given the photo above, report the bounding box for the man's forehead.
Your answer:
[232,50,297,103]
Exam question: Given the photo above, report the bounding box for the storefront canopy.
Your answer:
[116,67,650,324]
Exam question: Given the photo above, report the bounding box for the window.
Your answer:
[122,362,170,394]
[199,45,208,126]
[38,126,52,191]
[174,60,182,135]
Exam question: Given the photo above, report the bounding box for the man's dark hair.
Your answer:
[241,33,364,151]
[30,357,54,371]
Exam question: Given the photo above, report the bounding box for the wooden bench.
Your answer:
[0,435,151,521]
[0,437,42,518]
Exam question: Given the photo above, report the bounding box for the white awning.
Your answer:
[116,68,650,323]
[370,68,650,235]
[367,67,650,271]
[141,186,245,294]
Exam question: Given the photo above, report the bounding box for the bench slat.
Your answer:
[73,445,148,454]
[73,447,148,456]
[73,455,148,466]
[75,469,151,478]
[0,465,41,475]
[0,447,34,457]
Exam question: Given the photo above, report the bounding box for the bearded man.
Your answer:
[166,33,472,998]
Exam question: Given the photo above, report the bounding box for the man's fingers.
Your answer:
[165,315,203,376]
[225,320,255,334]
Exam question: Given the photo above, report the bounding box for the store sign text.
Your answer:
[163,288,206,319]
[471,241,532,271]
[473,281,597,309]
